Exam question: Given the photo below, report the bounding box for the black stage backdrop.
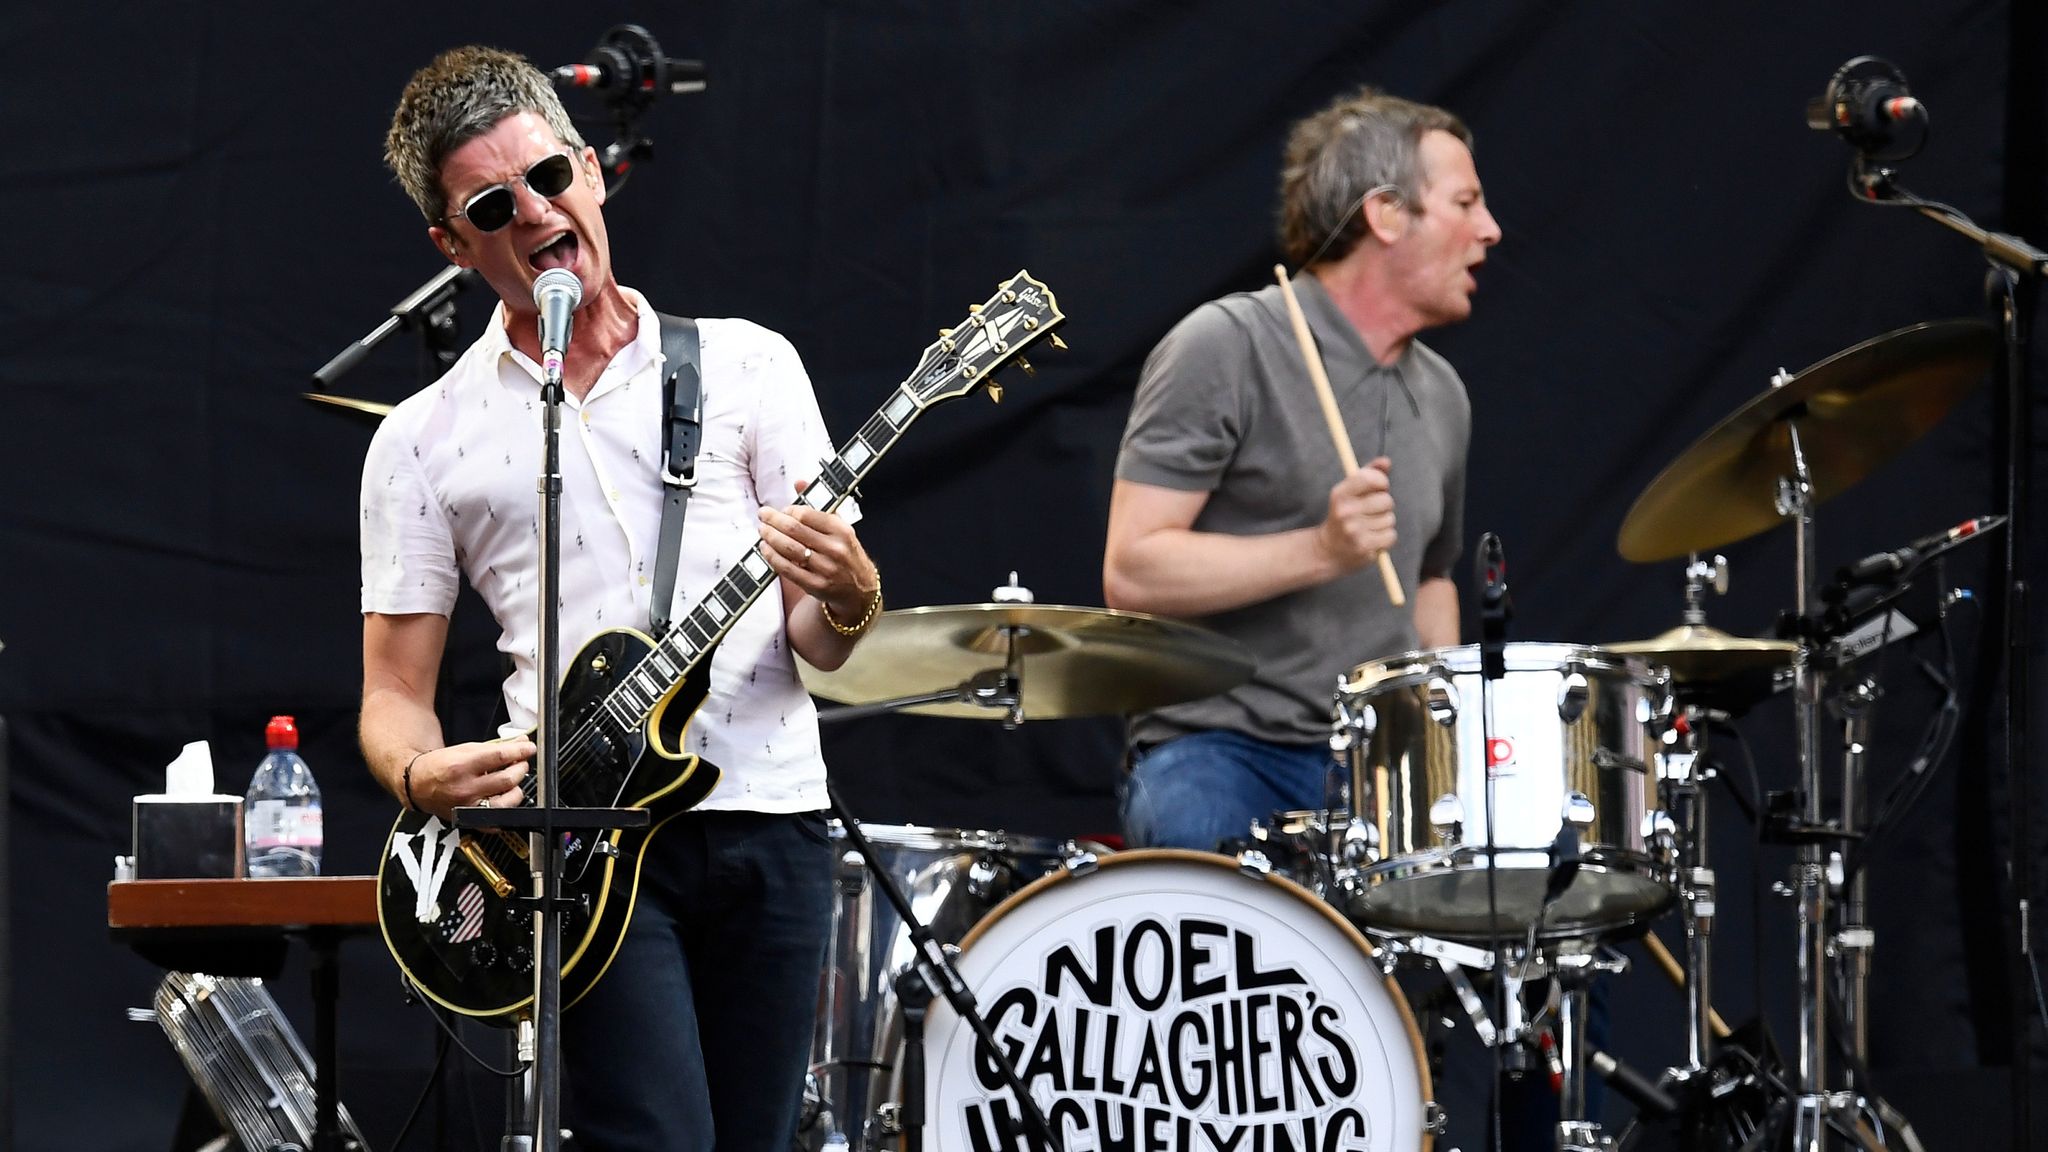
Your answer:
[5,2,2046,1149]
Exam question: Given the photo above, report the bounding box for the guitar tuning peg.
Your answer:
[1015,358,1036,377]
[967,304,983,314]
[987,380,1004,404]
[939,327,954,338]
[1049,333,1068,350]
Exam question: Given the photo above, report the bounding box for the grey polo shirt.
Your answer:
[1115,272,1470,748]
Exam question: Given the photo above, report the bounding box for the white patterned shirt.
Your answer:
[359,289,852,812]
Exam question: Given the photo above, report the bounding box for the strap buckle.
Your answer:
[662,460,697,489]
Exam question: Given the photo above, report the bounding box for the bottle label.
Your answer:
[247,799,324,847]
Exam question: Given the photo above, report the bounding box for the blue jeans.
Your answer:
[562,809,833,1152]
[1119,730,1344,851]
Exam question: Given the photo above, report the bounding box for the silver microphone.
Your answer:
[532,268,583,385]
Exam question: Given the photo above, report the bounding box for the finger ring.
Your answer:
[801,546,813,566]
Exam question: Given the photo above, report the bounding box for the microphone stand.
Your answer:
[311,263,475,392]
[1475,535,1514,1152]
[453,333,648,1152]
[816,777,1059,1152]
[1849,157,2044,1149]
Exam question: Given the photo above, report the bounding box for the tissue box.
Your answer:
[132,795,246,879]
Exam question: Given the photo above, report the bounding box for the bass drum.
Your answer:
[925,850,1436,1152]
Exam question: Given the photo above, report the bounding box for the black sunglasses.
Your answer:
[446,151,578,233]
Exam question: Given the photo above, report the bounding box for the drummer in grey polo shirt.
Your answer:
[1104,86,1499,853]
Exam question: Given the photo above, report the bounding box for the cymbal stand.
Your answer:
[1831,678,1880,1081]
[1775,410,1887,1152]
[1662,708,1716,1079]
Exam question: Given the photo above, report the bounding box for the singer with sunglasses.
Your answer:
[357,46,880,1152]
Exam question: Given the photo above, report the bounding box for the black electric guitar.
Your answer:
[377,271,1066,1022]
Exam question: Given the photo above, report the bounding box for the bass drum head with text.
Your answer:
[925,850,1433,1152]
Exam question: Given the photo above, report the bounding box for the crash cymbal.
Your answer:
[797,603,1254,720]
[1618,320,1996,563]
[302,392,394,419]
[1606,624,1797,683]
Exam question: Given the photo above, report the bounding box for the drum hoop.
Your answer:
[826,821,1067,856]
[951,846,1434,1151]
[1343,641,1656,694]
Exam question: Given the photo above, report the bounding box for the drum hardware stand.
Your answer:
[817,778,1060,1152]
[1770,410,1891,1152]
[1815,58,2045,1147]
[1830,677,1879,1081]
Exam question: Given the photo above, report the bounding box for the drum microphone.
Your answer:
[1589,1048,1681,1119]
[551,25,707,98]
[1806,56,1925,154]
[1834,514,2004,588]
[533,268,582,386]
[1478,533,1512,681]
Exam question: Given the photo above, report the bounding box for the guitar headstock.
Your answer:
[903,270,1066,407]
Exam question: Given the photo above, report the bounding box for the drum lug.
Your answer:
[1061,843,1100,877]
[874,1102,903,1136]
[1429,793,1465,845]
[1340,819,1379,865]
[1330,691,1377,753]
[1424,1101,1449,1136]
[1558,666,1591,723]
[1562,790,1598,830]
[1425,674,1460,727]
[835,849,868,896]
[1236,848,1275,878]
[966,855,1003,903]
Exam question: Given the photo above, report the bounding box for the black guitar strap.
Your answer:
[650,312,702,636]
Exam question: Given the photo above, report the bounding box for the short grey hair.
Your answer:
[384,45,587,223]
[1279,87,1473,268]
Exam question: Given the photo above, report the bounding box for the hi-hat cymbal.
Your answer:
[303,392,394,419]
[1606,624,1797,683]
[797,603,1254,721]
[1618,320,1996,563]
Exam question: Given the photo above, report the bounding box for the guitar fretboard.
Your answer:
[588,381,930,733]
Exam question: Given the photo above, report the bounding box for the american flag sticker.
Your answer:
[451,883,486,944]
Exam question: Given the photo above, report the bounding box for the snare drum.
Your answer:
[925,850,1436,1152]
[1336,642,1673,939]
[807,823,1068,1152]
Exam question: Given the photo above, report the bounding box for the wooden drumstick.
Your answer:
[1642,930,1732,1039]
[1273,265,1406,607]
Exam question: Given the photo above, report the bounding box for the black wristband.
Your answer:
[403,751,426,812]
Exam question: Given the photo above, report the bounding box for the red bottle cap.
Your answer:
[265,715,299,750]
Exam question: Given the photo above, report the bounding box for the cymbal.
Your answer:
[797,603,1255,721]
[1617,320,1996,562]
[303,392,394,419]
[1606,624,1797,683]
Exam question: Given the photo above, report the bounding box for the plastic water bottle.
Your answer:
[244,715,323,877]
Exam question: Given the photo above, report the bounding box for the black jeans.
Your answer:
[562,808,833,1152]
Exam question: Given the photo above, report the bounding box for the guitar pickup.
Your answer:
[458,836,518,899]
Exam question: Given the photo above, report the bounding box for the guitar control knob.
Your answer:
[469,940,499,970]
[509,945,533,973]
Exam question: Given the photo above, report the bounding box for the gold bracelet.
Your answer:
[821,579,882,636]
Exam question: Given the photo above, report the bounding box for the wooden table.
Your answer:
[109,876,378,1152]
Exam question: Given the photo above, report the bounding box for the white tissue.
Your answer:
[164,740,214,796]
